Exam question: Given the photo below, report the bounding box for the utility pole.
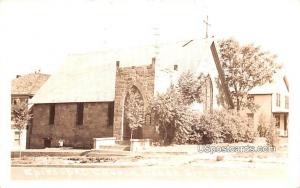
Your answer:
[152,26,160,57]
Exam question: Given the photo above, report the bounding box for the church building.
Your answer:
[28,38,233,149]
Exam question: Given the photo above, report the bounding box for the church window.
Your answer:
[49,104,55,125]
[204,75,213,113]
[76,103,84,126]
[107,102,114,127]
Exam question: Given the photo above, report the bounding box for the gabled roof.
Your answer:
[11,73,50,96]
[30,38,233,105]
[30,52,118,104]
[248,72,289,95]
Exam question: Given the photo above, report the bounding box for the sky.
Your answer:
[0,0,299,78]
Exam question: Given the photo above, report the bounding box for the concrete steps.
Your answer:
[86,143,131,157]
[97,144,130,151]
[115,140,130,145]
[86,149,130,157]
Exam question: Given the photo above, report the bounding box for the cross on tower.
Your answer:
[203,15,211,38]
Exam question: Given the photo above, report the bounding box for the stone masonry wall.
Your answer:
[113,59,156,140]
[29,102,113,149]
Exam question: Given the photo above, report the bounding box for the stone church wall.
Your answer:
[29,102,113,149]
[113,59,156,141]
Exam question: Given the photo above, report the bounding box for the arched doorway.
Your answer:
[123,86,144,140]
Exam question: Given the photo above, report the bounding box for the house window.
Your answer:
[14,131,20,145]
[107,102,114,127]
[76,103,84,126]
[276,93,281,107]
[49,104,55,125]
[285,96,289,109]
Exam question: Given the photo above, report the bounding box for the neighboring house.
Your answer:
[29,38,233,149]
[248,73,289,137]
[11,72,50,150]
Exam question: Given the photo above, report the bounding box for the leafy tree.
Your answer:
[218,38,281,111]
[150,86,192,144]
[11,101,33,158]
[150,70,209,145]
[177,70,206,105]
[125,87,144,140]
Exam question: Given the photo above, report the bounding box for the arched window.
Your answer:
[204,75,213,113]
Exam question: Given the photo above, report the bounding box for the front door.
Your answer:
[44,138,51,148]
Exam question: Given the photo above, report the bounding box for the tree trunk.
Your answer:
[131,129,133,140]
[236,97,240,112]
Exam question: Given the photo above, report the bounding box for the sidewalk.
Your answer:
[11,137,288,168]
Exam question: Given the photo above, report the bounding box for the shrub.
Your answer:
[188,112,223,144]
[173,111,196,144]
[150,69,257,145]
[256,113,277,147]
[257,113,269,137]
[185,110,256,144]
[265,117,277,147]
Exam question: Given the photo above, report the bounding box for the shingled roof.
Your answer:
[248,71,289,95]
[11,73,50,96]
[30,52,118,104]
[30,38,233,105]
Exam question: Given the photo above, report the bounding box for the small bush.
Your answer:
[257,114,277,147]
[265,117,277,147]
[257,114,269,137]
[188,112,223,144]
[184,110,257,144]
